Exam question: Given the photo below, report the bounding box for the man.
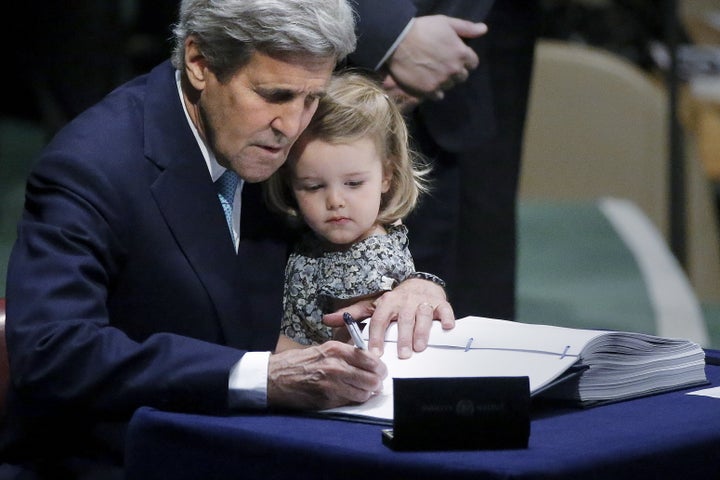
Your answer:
[2,1,451,477]
[349,0,541,320]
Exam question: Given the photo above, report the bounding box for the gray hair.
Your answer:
[171,0,356,81]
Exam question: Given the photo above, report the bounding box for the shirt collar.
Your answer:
[175,70,227,182]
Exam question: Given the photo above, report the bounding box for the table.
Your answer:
[125,350,720,479]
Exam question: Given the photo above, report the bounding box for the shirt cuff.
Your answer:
[228,351,270,409]
[375,18,416,70]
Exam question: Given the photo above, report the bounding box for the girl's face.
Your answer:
[290,136,392,246]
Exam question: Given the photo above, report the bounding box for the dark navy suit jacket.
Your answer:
[350,0,496,151]
[3,61,289,466]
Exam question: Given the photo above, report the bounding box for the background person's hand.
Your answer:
[381,74,422,113]
[267,341,386,410]
[386,15,487,100]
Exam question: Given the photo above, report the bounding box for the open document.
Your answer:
[319,316,707,424]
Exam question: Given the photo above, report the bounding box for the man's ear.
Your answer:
[184,36,208,91]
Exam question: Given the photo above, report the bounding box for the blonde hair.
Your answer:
[265,71,430,224]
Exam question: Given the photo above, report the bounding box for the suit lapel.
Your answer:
[151,150,246,336]
[142,62,286,350]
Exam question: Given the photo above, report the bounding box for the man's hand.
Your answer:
[382,74,422,113]
[386,15,487,100]
[323,279,455,359]
[267,341,387,410]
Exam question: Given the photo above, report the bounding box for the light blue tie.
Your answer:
[216,170,239,242]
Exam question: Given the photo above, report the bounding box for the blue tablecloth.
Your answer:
[125,350,720,479]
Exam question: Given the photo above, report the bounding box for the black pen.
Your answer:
[343,312,367,350]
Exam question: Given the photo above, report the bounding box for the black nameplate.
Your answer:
[382,377,530,451]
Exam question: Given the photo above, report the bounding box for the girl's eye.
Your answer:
[346,180,364,188]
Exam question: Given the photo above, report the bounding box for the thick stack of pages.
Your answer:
[537,329,707,406]
[320,316,707,423]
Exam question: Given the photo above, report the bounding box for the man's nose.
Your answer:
[270,99,314,140]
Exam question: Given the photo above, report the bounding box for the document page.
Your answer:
[383,316,606,357]
[320,316,597,422]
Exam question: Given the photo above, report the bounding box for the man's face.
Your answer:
[186,48,336,183]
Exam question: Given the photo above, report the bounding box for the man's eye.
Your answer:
[305,94,322,106]
[261,90,294,103]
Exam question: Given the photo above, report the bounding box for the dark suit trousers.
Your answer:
[405,4,540,320]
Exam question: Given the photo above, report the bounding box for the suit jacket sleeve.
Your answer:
[348,0,498,150]
[4,62,285,432]
[348,0,417,69]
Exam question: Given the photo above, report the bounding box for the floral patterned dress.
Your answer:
[281,224,415,345]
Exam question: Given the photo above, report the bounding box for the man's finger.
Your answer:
[435,301,456,330]
[392,305,416,359]
[412,302,435,352]
[447,18,488,40]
